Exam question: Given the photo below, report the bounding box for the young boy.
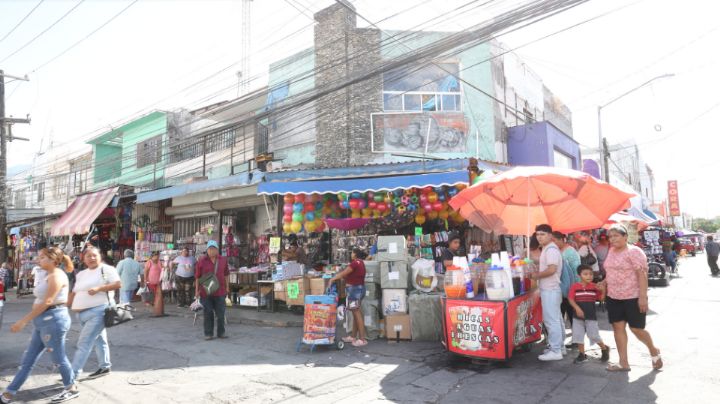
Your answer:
[568,264,610,364]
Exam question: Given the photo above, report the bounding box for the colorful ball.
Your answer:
[283,204,293,214]
[351,211,361,219]
[410,195,419,204]
[305,212,315,221]
[283,195,295,204]
[407,204,417,212]
[290,221,302,233]
[368,201,377,209]
[422,203,433,212]
[348,199,360,210]
[432,202,443,212]
[283,223,292,233]
[427,211,439,220]
[295,194,306,203]
[341,200,350,209]
[358,199,367,210]
[374,194,384,203]
[439,210,450,220]
[415,215,426,225]
[397,205,407,214]
[305,221,317,233]
[428,193,438,203]
[401,196,410,205]
[292,212,303,222]
[338,192,347,201]
[377,202,387,212]
[293,203,303,212]
[283,214,292,223]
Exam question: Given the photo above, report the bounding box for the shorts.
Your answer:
[606,297,646,329]
[571,319,603,345]
[346,285,365,310]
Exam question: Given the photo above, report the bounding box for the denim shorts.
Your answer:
[346,284,365,309]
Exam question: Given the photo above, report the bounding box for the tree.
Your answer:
[693,217,720,233]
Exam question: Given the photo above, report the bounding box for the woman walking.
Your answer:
[329,249,368,347]
[601,224,662,372]
[1,247,79,403]
[67,246,121,381]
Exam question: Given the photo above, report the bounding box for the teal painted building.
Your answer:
[88,111,168,190]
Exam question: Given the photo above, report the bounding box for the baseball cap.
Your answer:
[207,240,219,250]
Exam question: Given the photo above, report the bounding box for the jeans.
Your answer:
[5,307,75,394]
[119,289,135,305]
[176,276,195,306]
[540,288,564,353]
[201,295,226,337]
[72,305,111,378]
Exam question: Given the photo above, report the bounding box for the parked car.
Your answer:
[675,237,696,256]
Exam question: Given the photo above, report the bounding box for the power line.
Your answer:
[7,0,596,190]
[31,0,139,73]
[0,0,46,43]
[0,0,86,64]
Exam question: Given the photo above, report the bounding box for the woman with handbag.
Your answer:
[142,251,163,307]
[575,232,601,280]
[67,246,121,381]
[1,247,78,404]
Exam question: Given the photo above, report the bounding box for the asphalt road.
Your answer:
[1,254,719,403]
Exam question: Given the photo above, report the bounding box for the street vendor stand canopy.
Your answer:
[50,187,119,236]
[258,170,469,195]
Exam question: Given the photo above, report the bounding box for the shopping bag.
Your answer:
[225,297,233,307]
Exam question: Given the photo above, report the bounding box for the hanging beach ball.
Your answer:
[290,221,302,233]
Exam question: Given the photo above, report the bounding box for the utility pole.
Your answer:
[0,70,31,263]
[602,138,610,183]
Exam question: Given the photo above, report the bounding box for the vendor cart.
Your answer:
[296,292,345,352]
[441,288,543,369]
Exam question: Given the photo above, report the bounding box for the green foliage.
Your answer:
[693,217,720,233]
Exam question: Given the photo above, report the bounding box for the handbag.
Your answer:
[580,246,598,266]
[101,266,133,327]
[198,258,220,296]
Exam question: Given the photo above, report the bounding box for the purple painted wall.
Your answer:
[582,159,601,179]
[507,121,580,168]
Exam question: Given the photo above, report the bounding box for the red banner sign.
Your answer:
[445,299,507,360]
[506,289,543,358]
[667,180,680,217]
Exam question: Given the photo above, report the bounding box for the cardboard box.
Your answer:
[385,314,411,341]
[275,290,287,302]
[285,277,309,306]
[380,261,409,289]
[274,280,286,292]
[376,236,407,261]
[309,277,326,296]
[381,288,408,315]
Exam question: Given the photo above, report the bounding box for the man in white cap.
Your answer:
[194,240,230,340]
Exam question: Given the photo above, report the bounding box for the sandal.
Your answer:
[352,339,368,347]
[341,336,356,343]
[606,363,631,372]
[651,351,663,370]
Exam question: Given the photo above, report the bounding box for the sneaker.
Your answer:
[601,347,610,362]
[538,350,563,361]
[573,353,589,364]
[561,347,568,356]
[50,389,79,403]
[86,368,110,380]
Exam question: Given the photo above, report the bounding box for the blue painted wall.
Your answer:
[507,121,580,168]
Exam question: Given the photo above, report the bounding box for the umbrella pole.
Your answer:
[526,179,531,260]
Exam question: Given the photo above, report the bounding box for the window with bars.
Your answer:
[137,135,164,168]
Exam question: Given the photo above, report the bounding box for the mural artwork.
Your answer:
[372,112,469,154]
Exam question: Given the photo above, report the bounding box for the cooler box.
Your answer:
[380,261,408,289]
[376,236,407,261]
[304,294,337,305]
[364,261,381,284]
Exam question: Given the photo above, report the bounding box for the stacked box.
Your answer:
[376,236,407,262]
[381,289,408,316]
[408,292,443,341]
[380,261,409,289]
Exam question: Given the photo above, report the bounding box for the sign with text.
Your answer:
[445,299,506,360]
[506,289,543,358]
[667,180,681,217]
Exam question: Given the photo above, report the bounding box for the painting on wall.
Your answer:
[371,112,469,154]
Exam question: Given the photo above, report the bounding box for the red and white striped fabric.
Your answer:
[50,187,119,236]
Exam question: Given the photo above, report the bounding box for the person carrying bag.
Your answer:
[194,241,230,340]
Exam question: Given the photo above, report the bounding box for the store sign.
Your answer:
[667,180,681,217]
[445,300,506,360]
[287,281,300,300]
[269,237,281,254]
[506,289,543,358]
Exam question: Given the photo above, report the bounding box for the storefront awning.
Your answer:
[258,170,469,195]
[136,171,264,204]
[50,187,119,236]
[9,218,51,236]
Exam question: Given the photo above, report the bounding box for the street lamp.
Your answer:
[597,73,675,182]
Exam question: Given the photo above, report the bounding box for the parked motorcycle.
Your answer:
[647,252,670,286]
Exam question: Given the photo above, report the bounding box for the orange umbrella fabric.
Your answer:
[449,166,634,235]
[603,211,649,231]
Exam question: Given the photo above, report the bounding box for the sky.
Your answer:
[1,0,718,217]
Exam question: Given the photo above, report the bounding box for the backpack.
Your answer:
[559,249,580,298]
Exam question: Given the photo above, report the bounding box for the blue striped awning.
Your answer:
[258,170,469,195]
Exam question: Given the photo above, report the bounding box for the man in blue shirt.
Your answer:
[116,249,143,306]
